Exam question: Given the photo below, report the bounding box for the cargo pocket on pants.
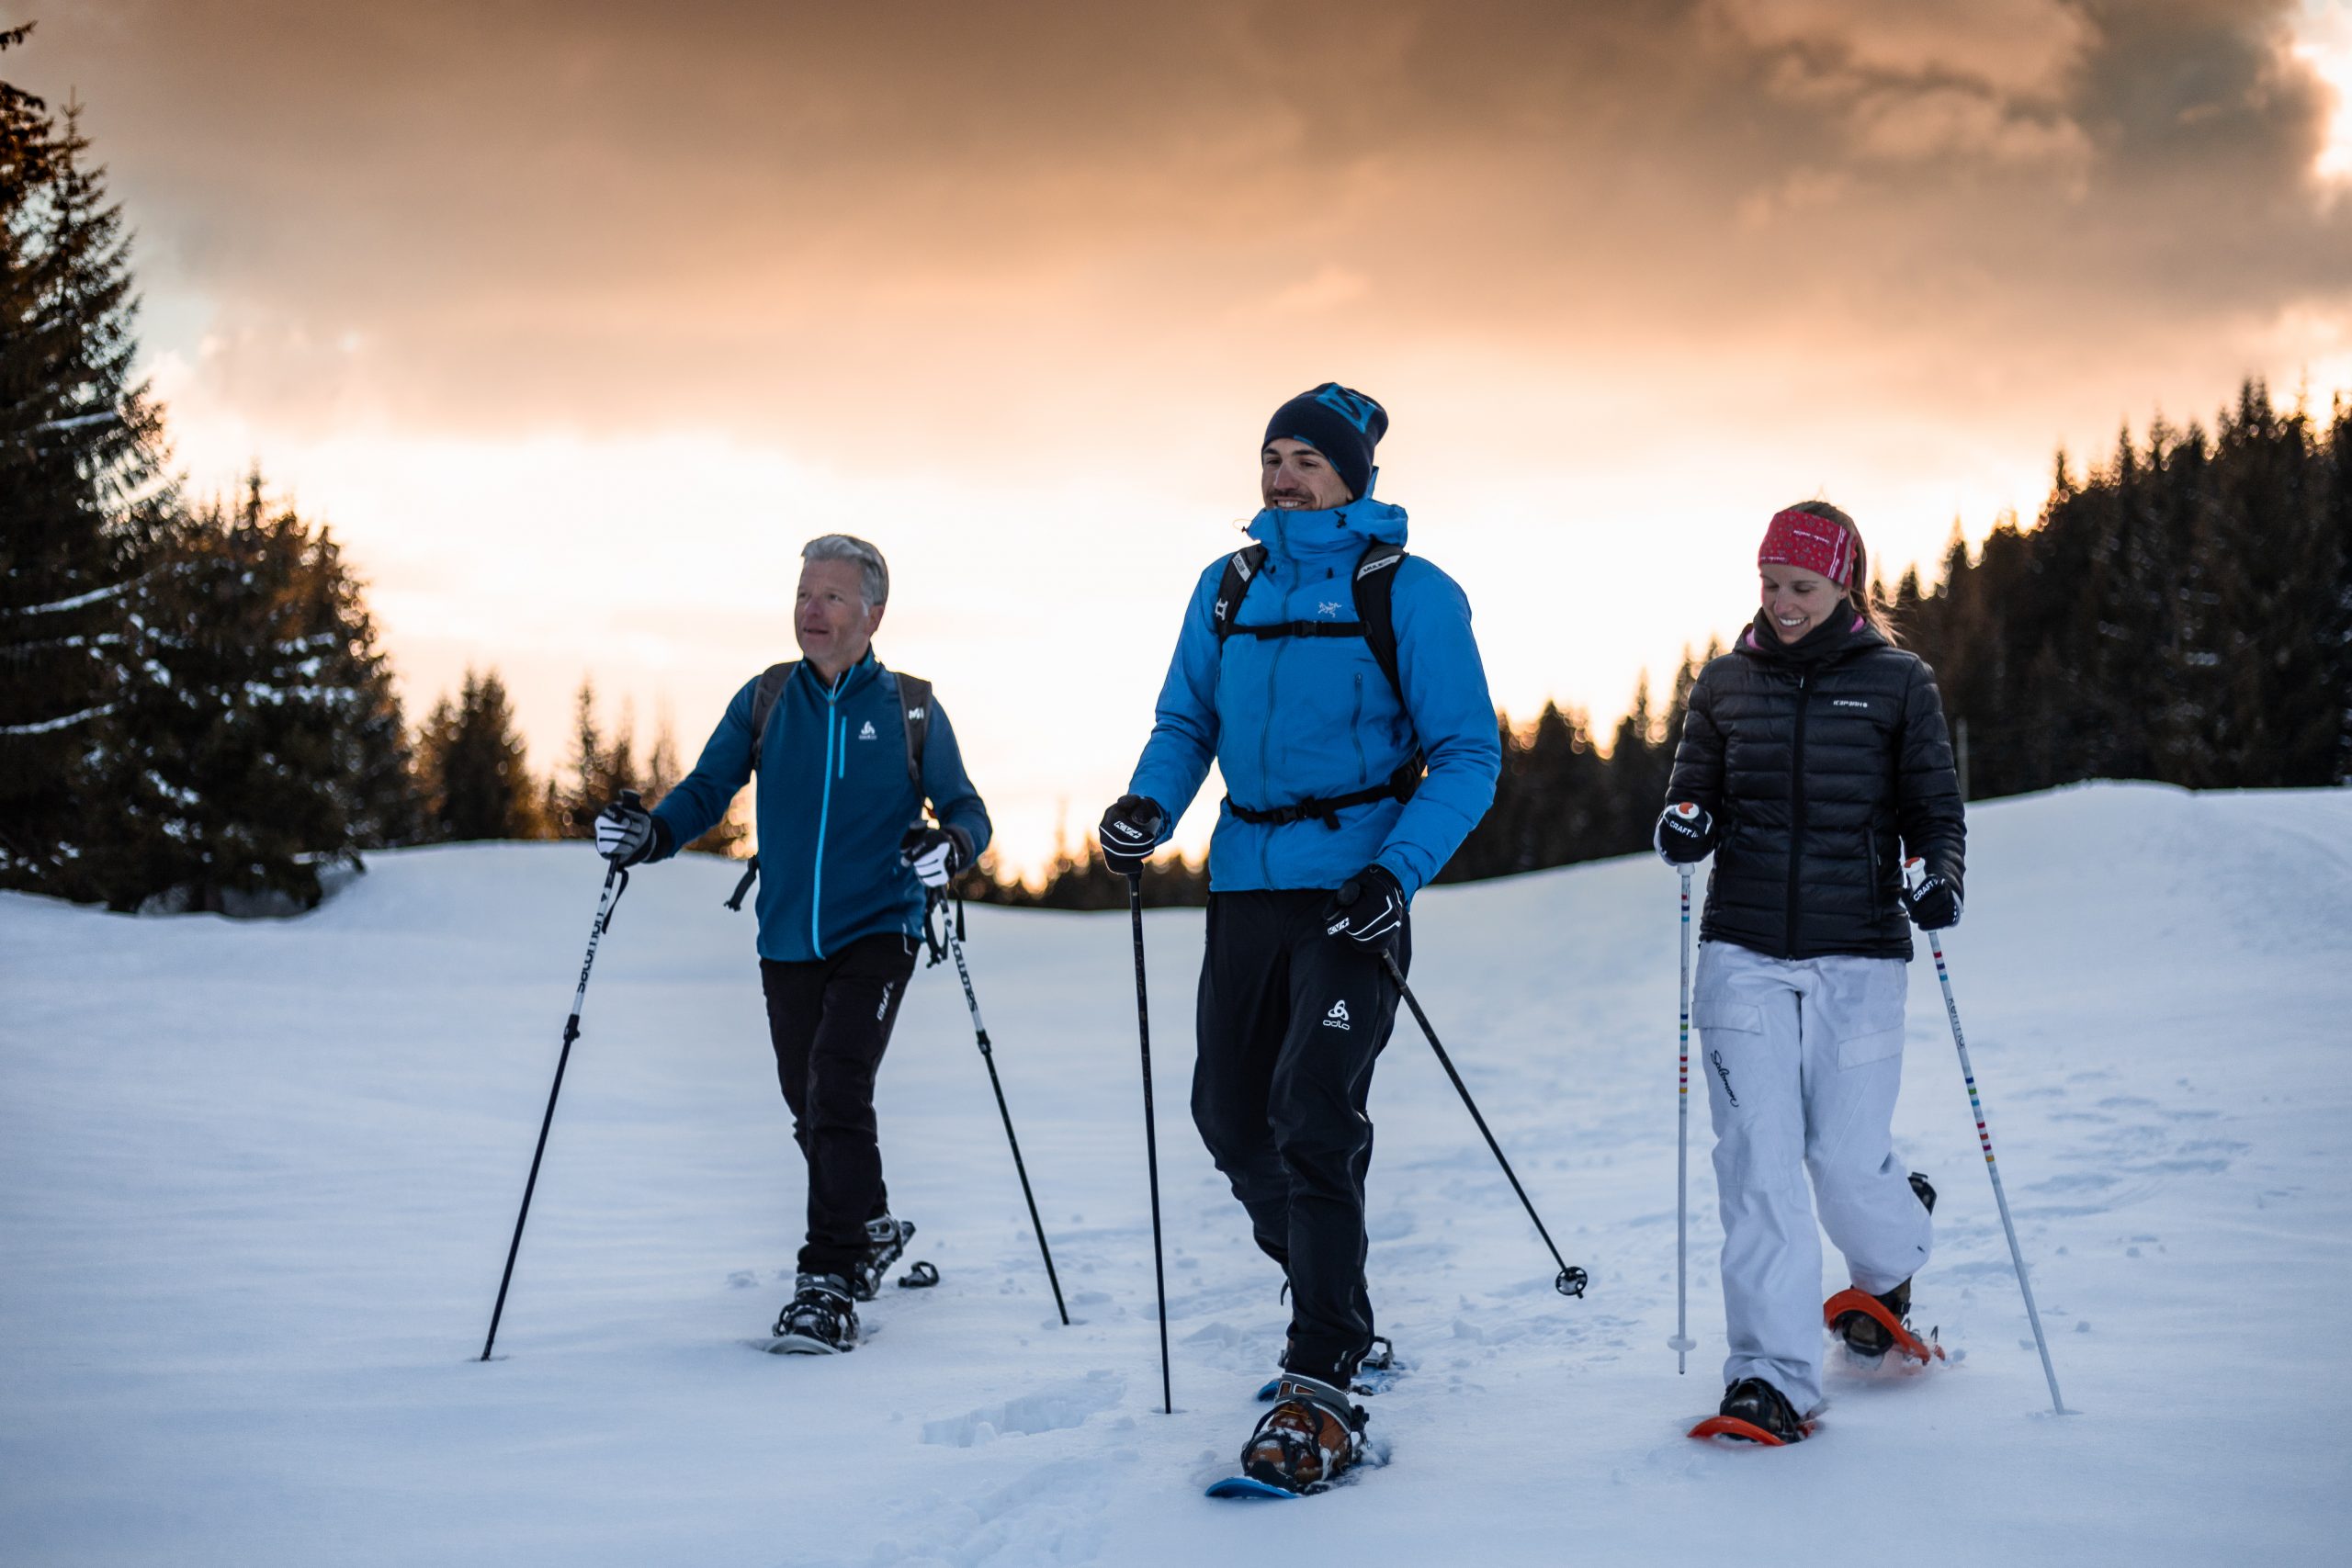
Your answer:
[1827,961,1908,1068]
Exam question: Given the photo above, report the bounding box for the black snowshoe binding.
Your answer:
[1239,1373,1368,1495]
[772,1272,858,1354]
[850,1215,915,1302]
[1717,1376,1805,1444]
[1835,1172,1937,1359]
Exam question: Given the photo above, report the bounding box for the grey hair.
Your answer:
[801,534,889,609]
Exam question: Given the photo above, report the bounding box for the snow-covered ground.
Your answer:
[4,781,2348,1567]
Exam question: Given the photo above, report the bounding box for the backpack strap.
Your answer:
[1211,542,1408,706]
[896,673,931,789]
[1212,545,1268,640]
[746,660,797,773]
[1350,542,1408,705]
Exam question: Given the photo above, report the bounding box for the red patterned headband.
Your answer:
[1758,507,1854,587]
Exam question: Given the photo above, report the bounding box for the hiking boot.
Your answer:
[1718,1376,1804,1443]
[849,1215,914,1303]
[1239,1372,1367,1495]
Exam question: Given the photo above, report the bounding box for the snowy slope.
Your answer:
[3,782,2348,1567]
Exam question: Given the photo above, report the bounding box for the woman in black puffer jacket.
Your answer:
[1655,501,1965,1444]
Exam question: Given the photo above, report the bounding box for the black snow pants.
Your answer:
[759,932,919,1280]
[1191,888,1408,1386]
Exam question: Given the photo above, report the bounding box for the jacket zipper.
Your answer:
[1785,669,1811,959]
[811,674,843,958]
[1350,671,1367,783]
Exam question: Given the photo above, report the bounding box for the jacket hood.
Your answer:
[1246,498,1409,562]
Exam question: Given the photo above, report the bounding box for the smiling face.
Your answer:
[795,557,884,679]
[1261,437,1354,511]
[1758,563,1847,643]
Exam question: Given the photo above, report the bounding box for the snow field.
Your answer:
[2,781,2348,1566]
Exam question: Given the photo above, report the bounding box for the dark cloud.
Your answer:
[11,0,2348,452]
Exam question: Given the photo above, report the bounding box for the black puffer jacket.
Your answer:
[1667,610,1965,961]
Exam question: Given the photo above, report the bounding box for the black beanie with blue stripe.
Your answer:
[1264,383,1387,502]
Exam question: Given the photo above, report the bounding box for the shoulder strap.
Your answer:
[1351,543,1408,705]
[1209,540,1408,707]
[747,661,797,773]
[896,673,932,788]
[1212,545,1269,642]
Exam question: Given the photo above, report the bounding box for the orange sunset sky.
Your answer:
[17,1,2352,873]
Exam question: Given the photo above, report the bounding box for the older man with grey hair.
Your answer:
[594,533,991,1353]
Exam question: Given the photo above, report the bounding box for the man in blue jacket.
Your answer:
[1099,384,1500,1491]
[595,534,990,1353]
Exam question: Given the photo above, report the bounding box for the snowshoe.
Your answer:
[1690,1377,1810,1446]
[849,1215,915,1302]
[1825,1285,1943,1363]
[1830,1173,1941,1361]
[769,1272,858,1354]
[1214,1372,1367,1497]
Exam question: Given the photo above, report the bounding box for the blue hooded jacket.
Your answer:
[650,652,991,962]
[1127,500,1499,897]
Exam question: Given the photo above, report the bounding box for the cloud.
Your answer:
[17,0,2343,472]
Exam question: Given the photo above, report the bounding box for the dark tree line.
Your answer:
[989,378,2350,907]
[1899,380,2351,799]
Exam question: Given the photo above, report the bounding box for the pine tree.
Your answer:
[417,667,542,840]
[0,49,178,897]
[85,474,418,910]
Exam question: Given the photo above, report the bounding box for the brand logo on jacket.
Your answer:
[1831,698,1870,710]
[858,720,878,739]
[1318,601,1340,618]
[1322,999,1352,1031]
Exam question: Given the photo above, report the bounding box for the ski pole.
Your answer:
[1668,867,1696,1372]
[938,898,1070,1325]
[1125,874,1173,1414]
[1380,951,1589,1299]
[481,795,639,1362]
[1905,859,2066,1416]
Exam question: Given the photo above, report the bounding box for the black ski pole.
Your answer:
[480,795,639,1362]
[1126,874,1173,1414]
[1381,950,1589,1299]
[939,897,1069,1325]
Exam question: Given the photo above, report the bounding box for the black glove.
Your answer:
[594,795,666,867]
[899,824,973,889]
[1323,864,1406,946]
[1098,795,1166,877]
[1654,801,1714,865]
[1901,856,1963,931]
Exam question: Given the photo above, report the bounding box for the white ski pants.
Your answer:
[1693,940,1932,1414]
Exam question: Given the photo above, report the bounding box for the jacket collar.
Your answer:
[804,649,881,699]
[1737,609,1883,667]
[1246,498,1409,564]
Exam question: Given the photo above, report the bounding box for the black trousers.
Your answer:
[759,933,919,1280]
[1191,889,1409,1384]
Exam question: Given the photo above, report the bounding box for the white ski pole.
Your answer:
[1668,866,1697,1373]
[1906,858,2067,1416]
